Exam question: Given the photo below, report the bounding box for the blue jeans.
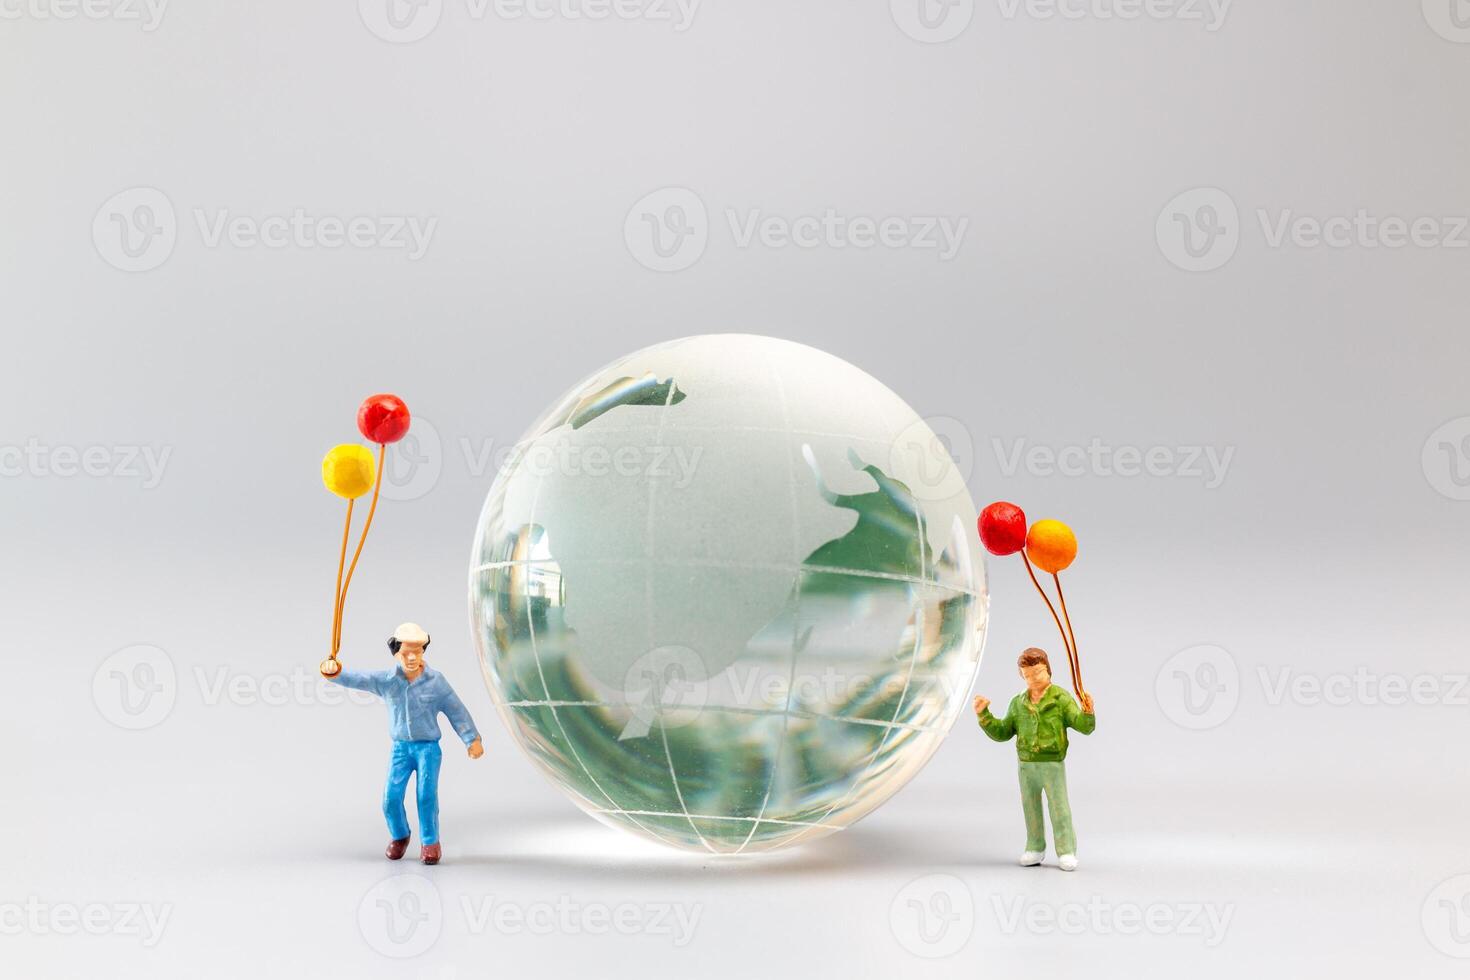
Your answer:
[384,740,442,845]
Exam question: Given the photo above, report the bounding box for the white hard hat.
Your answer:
[392,622,430,645]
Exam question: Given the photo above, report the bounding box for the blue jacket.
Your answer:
[331,665,480,745]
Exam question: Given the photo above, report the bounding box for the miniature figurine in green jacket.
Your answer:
[974,647,1096,872]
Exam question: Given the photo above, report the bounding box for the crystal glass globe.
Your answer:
[469,335,988,853]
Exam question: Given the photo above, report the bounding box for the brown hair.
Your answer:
[1017,648,1051,671]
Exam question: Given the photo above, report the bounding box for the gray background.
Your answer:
[4,1,1469,976]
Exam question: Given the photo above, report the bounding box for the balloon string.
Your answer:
[1052,571,1085,698]
[329,498,355,658]
[1022,553,1080,695]
[332,444,386,657]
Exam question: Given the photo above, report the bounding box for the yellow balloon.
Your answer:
[1026,519,1077,574]
[322,444,376,499]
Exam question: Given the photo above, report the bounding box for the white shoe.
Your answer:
[1019,851,1044,867]
[1057,854,1078,872]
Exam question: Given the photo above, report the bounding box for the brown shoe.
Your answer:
[420,843,441,865]
[385,836,410,861]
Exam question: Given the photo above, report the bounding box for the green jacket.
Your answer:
[978,684,1095,762]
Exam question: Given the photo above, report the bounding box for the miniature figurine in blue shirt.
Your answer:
[324,622,483,865]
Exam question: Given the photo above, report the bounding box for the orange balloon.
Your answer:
[1026,519,1077,574]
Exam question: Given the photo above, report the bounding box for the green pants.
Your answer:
[1019,761,1076,856]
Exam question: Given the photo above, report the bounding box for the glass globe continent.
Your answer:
[469,334,988,854]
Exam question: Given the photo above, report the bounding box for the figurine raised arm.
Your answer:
[974,647,1095,871]
[323,622,483,865]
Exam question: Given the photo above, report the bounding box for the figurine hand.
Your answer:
[1080,693,1095,714]
[319,658,341,679]
[972,694,990,716]
[467,738,484,759]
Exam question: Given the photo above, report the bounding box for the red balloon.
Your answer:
[978,501,1028,556]
[357,393,411,445]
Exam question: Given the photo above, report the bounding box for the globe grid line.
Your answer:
[589,809,843,831]
[641,379,717,854]
[508,423,901,453]
[471,559,981,599]
[778,482,932,850]
[500,699,952,734]
[732,354,806,855]
[516,450,689,852]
